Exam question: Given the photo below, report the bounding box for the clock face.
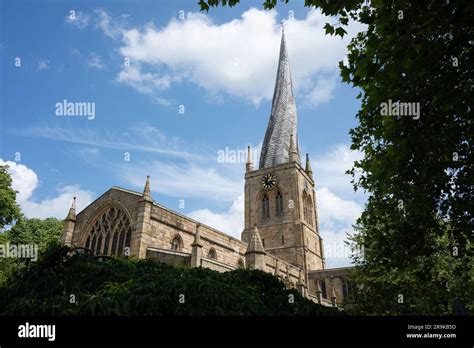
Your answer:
[261,173,277,190]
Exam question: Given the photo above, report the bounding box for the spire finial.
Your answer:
[245,224,266,255]
[246,145,254,172]
[65,196,76,221]
[274,259,280,276]
[289,134,298,163]
[305,153,313,178]
[192,223,203,247]
[142,175,153,202]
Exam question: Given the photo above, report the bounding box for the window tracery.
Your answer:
[84,206,132,256]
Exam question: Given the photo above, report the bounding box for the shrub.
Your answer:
[0,244,343,316]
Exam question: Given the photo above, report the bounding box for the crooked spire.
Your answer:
[259,25,300,169]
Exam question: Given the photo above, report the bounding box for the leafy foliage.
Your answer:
[0,244,342,315]
[0,216,63,286]
[340,0,473,315]
[7,217,64,253]
[0,164,22,230]
[199,0,289,12]
[198,0,474,314]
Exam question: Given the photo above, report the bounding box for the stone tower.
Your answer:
[241,27,325,276]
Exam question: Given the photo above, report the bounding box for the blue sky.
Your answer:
[0,0,366,267]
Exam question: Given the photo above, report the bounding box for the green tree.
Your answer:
[0,218,63,285]
[0,164,22,230]
[199,0,473,314]
[0,164,23,285]
[7,217,64,253]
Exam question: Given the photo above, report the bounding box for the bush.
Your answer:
[0,244,343,315]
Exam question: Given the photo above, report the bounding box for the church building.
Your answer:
[61,28,352,307]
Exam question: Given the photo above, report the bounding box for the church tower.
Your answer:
[241,27,325,274]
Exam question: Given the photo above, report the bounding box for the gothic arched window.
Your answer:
[96,234,103,255]
[111,231,119,255]
[171,235,182,251]
[91,234,97,252]
[302,191,313,226]
[84,205,132,256]
[262,194,270,219]
[307,196,314,226]
[302,193,308,221]
[103,233,111,255]
[208,248,217,260]
[275,191,284,216]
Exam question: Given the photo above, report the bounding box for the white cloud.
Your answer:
[64,8,364,106]
[0,160,38,203]
[321,228,356,268]
[0,160,95,220]
[116,66,174,94]
[87,53,105,69]
[124,160,243,203]
[316,187,363,268]
[303,75,338,106]
[95,8,128,39]
[78,147,101,158]
[189,194,244,238]
[317,187,362,228]
[117,138,262,206]
[152,96,173,106]
[65,11,90,30]
[110,8,363,105]
[38,60,50,71]
[21,185,95,220]
[313,144,364,200]
[310,144,365,267]
[14,124,206,162]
